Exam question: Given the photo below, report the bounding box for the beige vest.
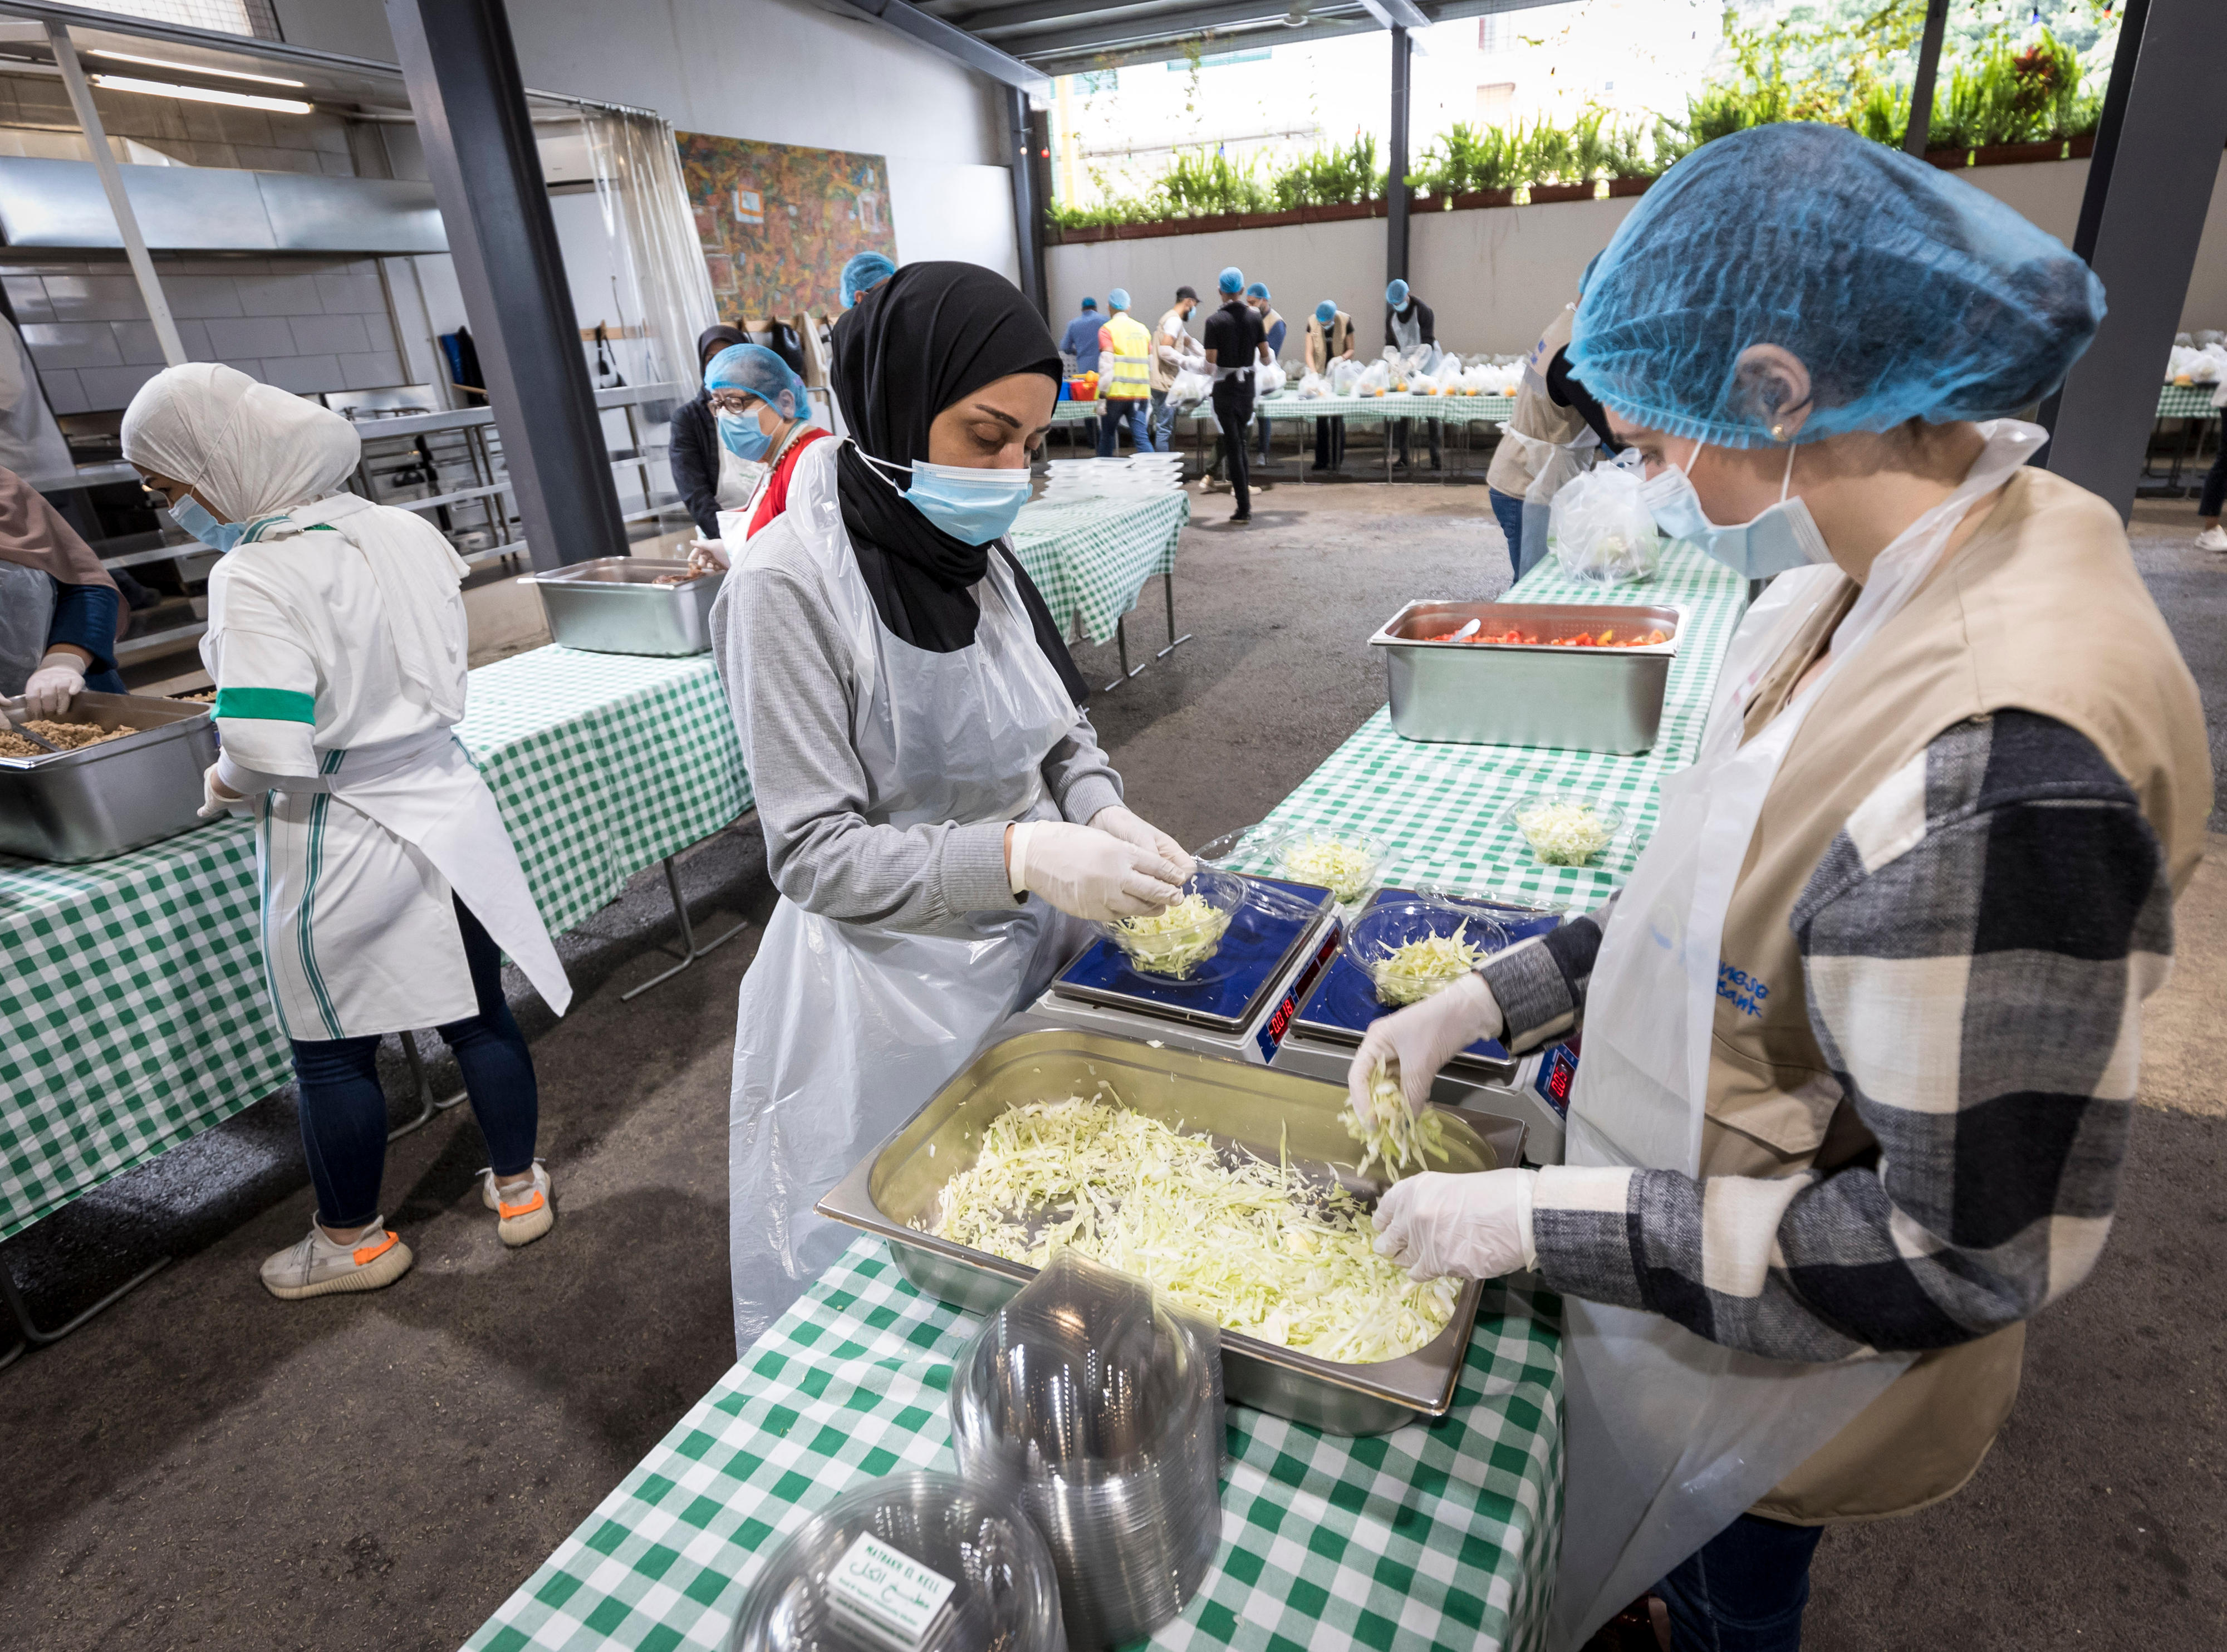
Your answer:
[1487,305,1588,497]
[1705,468,2209,1523]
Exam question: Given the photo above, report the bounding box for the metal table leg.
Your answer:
[1102,614,1150,693]
[622,852,750,1001]
[1,1249,171,1370]
[387,1029,470,1143]
[1156,569,1193,660]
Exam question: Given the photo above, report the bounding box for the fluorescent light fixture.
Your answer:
[87,50,305,89]
[89,75,314,115]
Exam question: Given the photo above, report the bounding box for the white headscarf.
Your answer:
[122,363,473,722]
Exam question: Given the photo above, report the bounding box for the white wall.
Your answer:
[274,0,1018,279]
[1411,195,1640,356]
[1046,216,1382,349]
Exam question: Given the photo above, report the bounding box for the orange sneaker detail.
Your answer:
[498,1191,546,1220]
[354,1232,399,1266]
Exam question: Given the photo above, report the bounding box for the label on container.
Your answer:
[826,1532,956,1651]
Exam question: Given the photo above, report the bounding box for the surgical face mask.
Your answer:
[170,494,244,553]
[717,408,774,461]
[866,452,1032,545]
[1639,440,1832,580]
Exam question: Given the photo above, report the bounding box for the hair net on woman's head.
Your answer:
[1569,122,2106,448]
[704,342,812,420]
[840,251,896,308]
[121,362,360,523]
[1314,300,1337,326]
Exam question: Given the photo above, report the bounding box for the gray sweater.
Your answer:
[712,516,1124,932]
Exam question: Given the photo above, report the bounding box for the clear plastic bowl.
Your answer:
[1343,898,1510,1006]
[1095,867,1246,978]
[1264,826,1393,904]
[1502,793,1626,868]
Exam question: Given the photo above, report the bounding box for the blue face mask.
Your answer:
[1640,440,1832,580]
[870,453,1032,546]
[171,495,244,552]
[717,408,773,461]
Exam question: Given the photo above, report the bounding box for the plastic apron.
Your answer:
[0,559,54,696]
[1500,427,1598,578]
[1549,422,2047,1649]
[714,438,766,512]
[726,444,1092,1354]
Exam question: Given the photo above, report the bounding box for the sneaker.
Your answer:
[1228,511,1251,524]
[480,1161,553,1247]
[261,1219,412,1300]
[2196,524,2227,551]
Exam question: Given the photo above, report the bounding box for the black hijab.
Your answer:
[694,323,746,398]
[830,262,1087,700]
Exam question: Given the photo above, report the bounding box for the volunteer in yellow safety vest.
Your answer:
[1095,288,1155,456]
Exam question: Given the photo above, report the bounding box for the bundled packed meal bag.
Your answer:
[1547,453,1662,585]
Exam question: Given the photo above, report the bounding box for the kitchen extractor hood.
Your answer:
[0,156,446,253]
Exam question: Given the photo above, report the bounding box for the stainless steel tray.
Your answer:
[1370,600,1684,754]
[0,692,219,863]
[528,557,723,655]
[818,1028,1510,1435]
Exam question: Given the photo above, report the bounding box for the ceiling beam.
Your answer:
[1009,0,1374,58]
[833,0,1051,91]
[958,0,1170,35]
[1357,0,1430,29]
[1026,12,1377,76]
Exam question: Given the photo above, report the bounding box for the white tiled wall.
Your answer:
[6,256,406,413]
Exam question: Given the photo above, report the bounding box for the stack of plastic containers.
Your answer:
[1037,454,1185,506]
[725,1471,1066,1652]
[948,1252,1225,1649]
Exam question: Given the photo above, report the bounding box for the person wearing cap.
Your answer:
[1149,286,1201,451]
[1352,123,2208,1649]
[1201,266,1267,523]
[839,251,896,310]
[1304,299,1355,472]
[1095,288,1155,457]
[1058,296,1103,379]
[1384,278,1440,470]
[1244,282,1286,467]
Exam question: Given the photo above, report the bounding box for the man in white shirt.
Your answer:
[1149,286,1200,452]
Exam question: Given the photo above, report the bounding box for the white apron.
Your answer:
[1549,423,2047,1648]
[233,729,573,1040]
[714,437,766,512]
[725,444,1091,1354]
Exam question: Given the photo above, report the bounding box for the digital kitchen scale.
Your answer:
[1002,875,1345,1066]
[1269,886,1581,1162]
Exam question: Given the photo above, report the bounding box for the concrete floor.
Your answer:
[1,481,2218,1650]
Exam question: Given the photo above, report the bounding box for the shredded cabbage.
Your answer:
[930,1097,1456,1364]
[1342,1063,1453,1181]
[1515,800,1614,866]
[1372,922,1487,1006]
[1115,893,1230,977]
[1277,833,1378,902]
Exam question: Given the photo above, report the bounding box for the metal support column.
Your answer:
[46,22,184,366]
[1386,25,1411,287]
[1901,0,1951,156]
[1008,86,1047,317]
[2038,0,2227,517]
[384,0,625,571]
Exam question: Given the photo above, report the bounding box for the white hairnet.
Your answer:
[121,362,360,522]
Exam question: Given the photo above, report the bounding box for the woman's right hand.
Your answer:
[687,538,730,577]
[1008,821,1183,922]
[1347,974,1504,1121]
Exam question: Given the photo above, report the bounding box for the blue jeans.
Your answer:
[1489,485,1526,578]
[1655,1513,1825,1651]
[1150,390,1177,451]
[289,897,539,1228]
[1097,399,1151,455]
[2201,439,2227,518]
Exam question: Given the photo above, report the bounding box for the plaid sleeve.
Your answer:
[1529,712,2174,1362]
[1477,890,1617,1053]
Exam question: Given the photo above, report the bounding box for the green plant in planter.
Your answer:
[1406,121,1522,198]
[1519,120,1576,187]
[1272,134,1386,208]
[1851,80,1910,148]
[1161,148,1272,217]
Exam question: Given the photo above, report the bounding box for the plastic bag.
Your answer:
[1255,359,1288,396]
[1296,369,1328,400]
[1356,359,1391,398]
[1548,453,1661,585]
[1168,366,1212,406]
[1328,357,1365,396]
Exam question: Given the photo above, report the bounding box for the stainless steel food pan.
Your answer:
[1370,600,1684,754]
[528,557,723,655]
[817,1028,1505,1435]
[0,692,219,863]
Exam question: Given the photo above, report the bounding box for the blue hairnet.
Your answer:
[1108,287,1131,311]
[1569,123,2105,448]
[1080,296,1097,311]
[703,342,811,421]
[1314,300,1337,326]
[1218,266,1245,295]
[1386,279,1409,308]
[1578,251,1601,298]
[1244,281,1269,301]
[840,251,896,309]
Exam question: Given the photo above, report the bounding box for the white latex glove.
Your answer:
[687,538,730,576]
[197,762,247,820]
[1088,805,1196,881]
[23,650,85,719]
[1347,973,1503,1124]
[1373,1168,1538,1281]
[1008,820,1183,921]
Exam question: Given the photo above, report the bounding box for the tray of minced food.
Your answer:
[0,719,136,759]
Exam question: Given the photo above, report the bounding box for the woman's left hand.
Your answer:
[1372,1168,1539,1282]
[1090,805,1196,881]
[687,538,730,577]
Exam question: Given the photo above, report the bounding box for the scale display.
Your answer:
[1052,876,1333,1033]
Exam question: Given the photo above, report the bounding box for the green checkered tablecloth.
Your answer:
[1052,399,1105,424]
[2157,383,2220,419]
[1256,393,1515,427]
[1229,541,1751,909]
[0,647,748,1243]
[468,1237,1564,1652]
[1011,492,1191,645]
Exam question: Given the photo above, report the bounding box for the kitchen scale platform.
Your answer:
[1008,875,1343,1065]
[1271,886,1579,1161]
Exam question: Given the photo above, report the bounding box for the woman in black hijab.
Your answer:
[671,322,747,538]
[713,262,1195,1352]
